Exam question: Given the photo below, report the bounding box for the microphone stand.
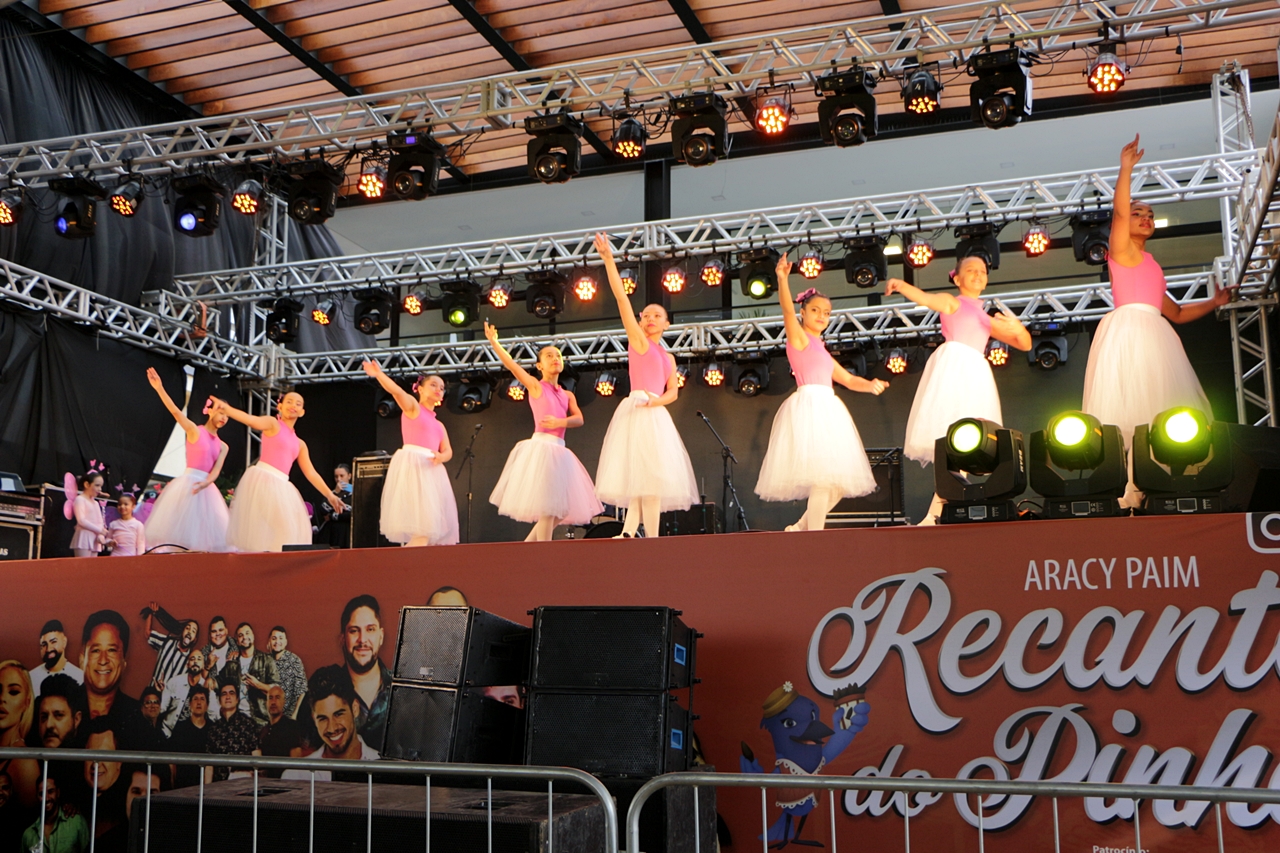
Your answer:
[453,424,483,543]
[696,411,748,532]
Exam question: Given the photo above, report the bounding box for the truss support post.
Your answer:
[644,159,673,314]
[1228,298,1277,427]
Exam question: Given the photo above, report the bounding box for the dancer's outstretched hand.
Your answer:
[145,367,163,390]
[360,360,382,378]
[593,232,614,263]
[483,321,499,345]
[1120,134,1144,170]
[775,250,791,281]
[884,278,907,296]
[868,378,889,395]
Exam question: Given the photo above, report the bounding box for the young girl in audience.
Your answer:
[756,251,887,532]
[484,323,603,541]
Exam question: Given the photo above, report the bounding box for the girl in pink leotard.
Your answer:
[484,323,603,541]
[756,251,889,532]
[593,232,699,538]
[211,391,347,552]
[1082,134,1233,507]
[887,255,1032,524]
[71,471,107,557]
[362,362,458,546]
[143,367,231,552]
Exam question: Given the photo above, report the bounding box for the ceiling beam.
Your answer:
[445,0,531,72]
[220,0,360,97]
[666,0,712,44]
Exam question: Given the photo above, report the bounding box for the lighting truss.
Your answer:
[0,0,1271,188]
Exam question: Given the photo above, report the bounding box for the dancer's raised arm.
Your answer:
[483,322,543,398]
[1109,134,1144,266]
[146,368,201,443]
[775,251,811,350]
[594,232,648,352]
[362,360,421,417]
[884,278,959,315]
[208,397,279,435]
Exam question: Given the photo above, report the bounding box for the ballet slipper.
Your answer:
[916,515,938,527]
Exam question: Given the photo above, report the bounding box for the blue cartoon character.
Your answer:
[740,682,870,849]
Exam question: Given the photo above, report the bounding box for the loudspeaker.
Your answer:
[530,607,695,690]
[610,777,717,853]
[393,606,531,687]
[382,683,524,763]
[525,690,689,777]
[0,521,37,561]
[659,503,720,536]
[132,778,606,853]
[829,447,904,525]
[352,452,393,548]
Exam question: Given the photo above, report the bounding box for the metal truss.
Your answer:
[276,270,1216,383]
[1213,63,1252,262]
[170,150,1253,309]
[0,258,263,376]
[0,0,1274,187]
[1228,293,1277,426]
[1227,86,1280,297]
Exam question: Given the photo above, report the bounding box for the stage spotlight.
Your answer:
[354,289,395,335]
[703,361,725,387]
[902,67,941,115]
[573,271,597,302]
[232,179,263,215]
[954,223,1001,270]
[675,365,689,388]
[526,270,567,319]
[110,179,144,217]
[662,265,686,293]
[525,113,583,184]
[799,251,824,280]
[50,176,106,239]
[817,67,878,147]
[595,371,618,397]
[488,281,511,309]
[612,117,646,159]
[700,258,725,287]
[311,299,335,326]
[1023,223,1050,257]
[375,394,400,419]
[832,343,868,378]
[756,95,793,136]
[1029,411,1127,517]
[739,247,780,300]
[905,237,934,269]
[387,129,446,200]
[671,93,728,167]
[1071,211,1111,265]
[967,48,1032,130]
[1132,412,1280,514]
[885,347,909,375]
[453,376,493,414]
[935,418,1027,522]
[1087,47,1126,94]
[619,268,639,295]
[1149,407,1212,472]
[732,359,770,397]
[985,340,1010,367]
[440,279,480,328]
[844,235,888,289]
[402,291,425,316]
[504,378,526,402]
[265,297,303,344]
[1027,321,1068,370]
[285,160,342,224]
[172,174,224,237]
[358,160,387,199]
[0,189,23,225]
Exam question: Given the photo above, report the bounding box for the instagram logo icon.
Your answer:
[1246,513,1280,553]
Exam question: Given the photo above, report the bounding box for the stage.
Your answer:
[4,514,1280,850]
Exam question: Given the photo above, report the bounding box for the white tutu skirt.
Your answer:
[1083,303,1211,439]
[903,342,1004,466]
[144,468,230,552]
[490,433,604,525]
[380,445,459,545]
[225,463,311,553]
[755,385,878,502]
[595,391,699,512]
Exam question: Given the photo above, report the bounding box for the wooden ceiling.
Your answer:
[33,0,1280,178]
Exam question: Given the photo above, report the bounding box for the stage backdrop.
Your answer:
[3,514,1279,852]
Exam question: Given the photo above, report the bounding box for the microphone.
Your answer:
[473,423,484,433]
[695,410,703,417]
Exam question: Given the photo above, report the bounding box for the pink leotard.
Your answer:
[402,407,445,451]
[940,295,992,352]
[1108,252,1166,309]
[186,428,222,473]
[529,381,569,439]
[629,341,673,396]
[786,333,835,387]
[259,420,300,472]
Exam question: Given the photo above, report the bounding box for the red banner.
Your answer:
[3,513,1279,852]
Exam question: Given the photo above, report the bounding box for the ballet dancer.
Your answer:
[888,255,1031,524]
[71,471,106,557]
[1083,134,1233,506]
[483,323,603,541]
[211,392,347,552]
[361,362,459,546]
[593,232,698,538]
[144,367,230,551]
[756,251,888,532]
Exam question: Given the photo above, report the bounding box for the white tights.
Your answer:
[788,487,840,532]
[73,548,98,558]
[524,516,560,542]
[621,496,662,537]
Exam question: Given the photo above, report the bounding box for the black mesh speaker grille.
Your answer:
[526,692,679,776]
[532,608,669,690]
[395,607,471,684]
[382,684,459,761]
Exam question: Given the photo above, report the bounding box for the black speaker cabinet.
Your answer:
[0,520,38,561]
[352,451,393,548]
[382,683,524,764]
[525,690,689,777]
[394,606,531,687]
[829,447,904,525]
[530,606,695,691]
[610,777,718,853]
[659,503,721,536]
[130,778,606,853]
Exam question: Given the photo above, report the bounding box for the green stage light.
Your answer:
[1030,411,1126,517]
[948,420,983,455]
[440,279,480,329]
[934,417,1026,522]
[1045,411,1105,471]
[1053,414,1088,447]
[1150,407,1212,471]
[945,418,1003,474]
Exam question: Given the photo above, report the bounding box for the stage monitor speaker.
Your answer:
[382,682,524,764]
[0,521,37,561]
[525,690,689,777]
[132,778,606,853]
[530,606,695,691]
[394,606,531,687]
[829,447,904,525]
[351,451,393,548]
[609,776,717,853]
[659,503,720,536]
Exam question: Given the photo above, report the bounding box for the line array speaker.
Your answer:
[530,606,694,691]
[382,683,524,763]
[394,606,531,687]
[525,690,689,777]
